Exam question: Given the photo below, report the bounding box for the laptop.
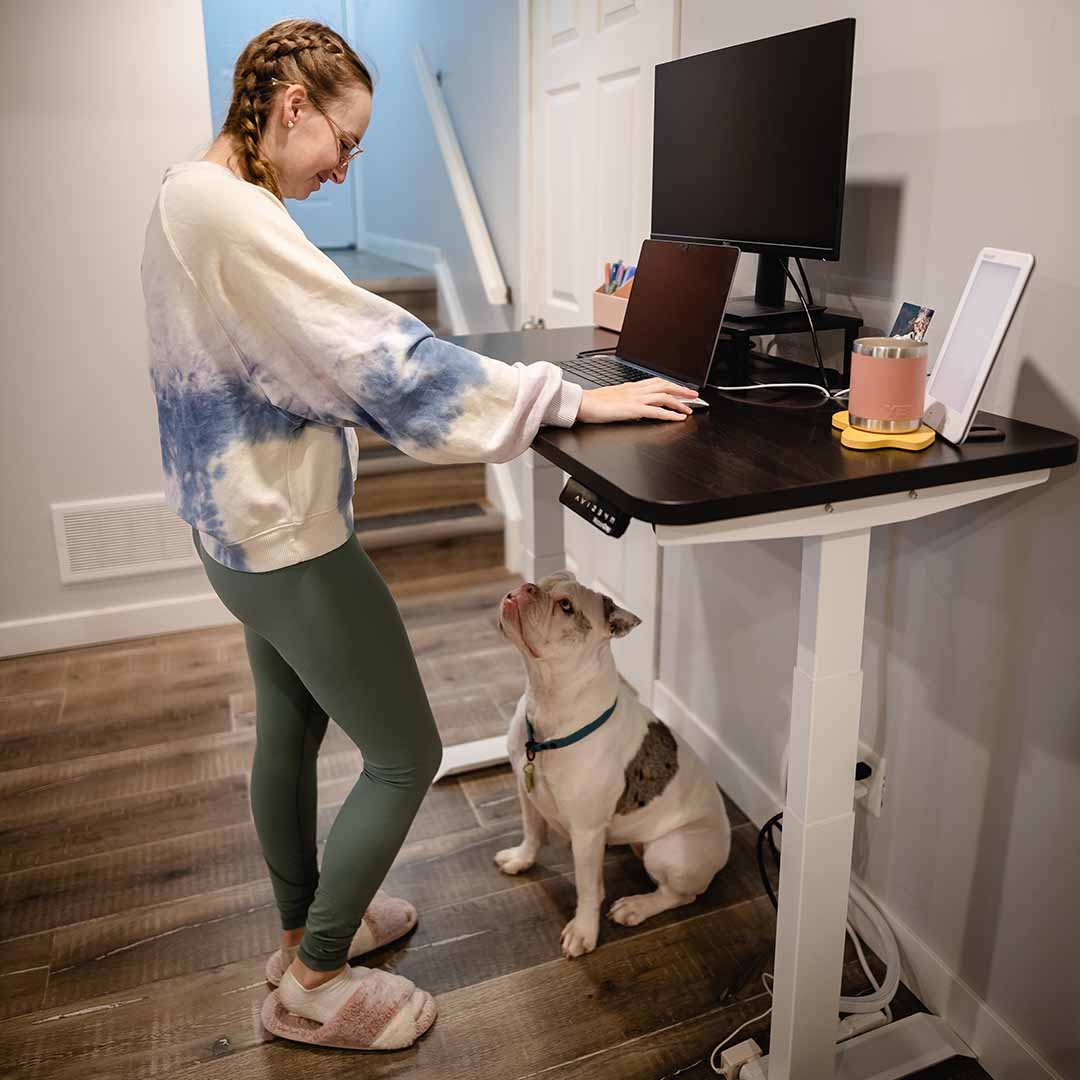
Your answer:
[556,238,740,403]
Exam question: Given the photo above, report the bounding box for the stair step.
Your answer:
[354,462,486,519]
[355,426,394,453]
[325,250,439,326]
[325,249,435,289]
[358,500,505,590]
[374,287,438,324]
[387,564,520,601]
[354,501,503,551]
[391,567,523,614]
[354,449,430,477]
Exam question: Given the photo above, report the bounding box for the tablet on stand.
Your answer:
[922,247,1035,445]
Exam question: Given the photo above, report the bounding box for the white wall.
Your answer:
[0,2,220,636]
[664,2,1080,1076]
[348,0,519,334]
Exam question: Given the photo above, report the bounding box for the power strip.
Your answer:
[732,1013,891,1077]
[719,1039,762,1079]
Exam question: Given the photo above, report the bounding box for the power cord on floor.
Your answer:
[709,973,775,1074]
[755,813,901,1017]
[686,807,898,1075]
[683,807,898,1080]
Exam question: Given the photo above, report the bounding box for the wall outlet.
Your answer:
[856,740,886,817]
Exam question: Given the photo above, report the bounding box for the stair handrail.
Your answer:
[414,45,510,307]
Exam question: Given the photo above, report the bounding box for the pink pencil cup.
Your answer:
[593,278,634,332]
[847,337,929,433]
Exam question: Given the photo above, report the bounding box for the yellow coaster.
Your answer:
[831,411,937,451]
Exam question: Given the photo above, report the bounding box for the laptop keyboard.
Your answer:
[559,354,655,386]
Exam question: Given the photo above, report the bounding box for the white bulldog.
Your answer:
[494,570,731,959]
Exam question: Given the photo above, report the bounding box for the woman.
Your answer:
[140,19,697,1052]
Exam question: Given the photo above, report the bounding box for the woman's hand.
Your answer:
[576,378,699,424]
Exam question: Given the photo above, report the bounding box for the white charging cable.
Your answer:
[709,381,851,402]
[839,881,900,1015]
[709,973,774,1074]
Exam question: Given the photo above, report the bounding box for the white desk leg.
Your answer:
[522,449,568,583]
[434,450,566,783]
[769,528,871,1080]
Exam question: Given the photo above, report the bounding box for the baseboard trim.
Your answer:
[365,233,468,336]
[0,592,237,659]
[848,876,1066,1080]
[652,678,781,828]
[651,677,1063,1080]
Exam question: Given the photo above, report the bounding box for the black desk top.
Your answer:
[450,326,1078,527]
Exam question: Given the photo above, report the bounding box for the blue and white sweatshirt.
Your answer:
[140,161,582,572]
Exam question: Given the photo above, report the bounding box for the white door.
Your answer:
[527,0,678,707]
[529,0,676,328]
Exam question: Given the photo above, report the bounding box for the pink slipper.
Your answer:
[261,966,437,1050]
[264,890,418,986]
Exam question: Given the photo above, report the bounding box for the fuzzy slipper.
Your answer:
[265,891,418,987]
[261,966,437,1050]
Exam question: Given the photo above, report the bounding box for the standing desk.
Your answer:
[437,326,1078,1079]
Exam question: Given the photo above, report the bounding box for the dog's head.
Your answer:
[497,569,641,664]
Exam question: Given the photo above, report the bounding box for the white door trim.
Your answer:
[517,0,533,329]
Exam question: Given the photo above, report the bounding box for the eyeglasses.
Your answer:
[318,108,364,167]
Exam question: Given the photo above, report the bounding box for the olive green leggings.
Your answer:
[193,528,442,972]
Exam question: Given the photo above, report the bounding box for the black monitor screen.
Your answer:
[652,19,855,260]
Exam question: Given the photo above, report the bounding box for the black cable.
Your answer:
[781,261,829,393]
[574,346,618,357]
[795,256,816,309]
[756,811,784,911]
[766,815,782,863]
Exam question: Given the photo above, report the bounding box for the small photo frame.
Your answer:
[889,302,935,341]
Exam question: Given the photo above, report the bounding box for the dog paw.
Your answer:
[494,845,535,875]
[560,916,599,958]
[608,894,655,927]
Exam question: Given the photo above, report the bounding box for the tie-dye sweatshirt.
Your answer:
[140,161,583,572]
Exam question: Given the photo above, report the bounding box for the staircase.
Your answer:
[327,249,442,329]
[328,249,509,596]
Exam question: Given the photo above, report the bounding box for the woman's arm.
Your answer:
[160,167,693,463]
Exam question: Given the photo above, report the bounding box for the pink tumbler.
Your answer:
[848,337,928,433]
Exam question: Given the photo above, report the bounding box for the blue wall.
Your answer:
[350,0,519,333]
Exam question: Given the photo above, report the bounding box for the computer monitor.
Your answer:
[651,19,856,320]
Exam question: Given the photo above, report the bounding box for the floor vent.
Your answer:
[51,494,199,583]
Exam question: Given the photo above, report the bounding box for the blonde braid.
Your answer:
[220,19,373,202]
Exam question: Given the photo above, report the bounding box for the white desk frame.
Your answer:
[437,450,1051,1079]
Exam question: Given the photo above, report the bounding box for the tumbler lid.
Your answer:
[853,336,928,359]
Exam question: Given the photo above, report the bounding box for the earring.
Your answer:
[287,120,294,128]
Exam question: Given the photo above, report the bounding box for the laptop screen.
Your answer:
[616,239,739,385]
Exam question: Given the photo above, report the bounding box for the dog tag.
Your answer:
[524,762,535,793]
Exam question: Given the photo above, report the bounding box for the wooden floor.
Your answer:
[0,573,988,1080]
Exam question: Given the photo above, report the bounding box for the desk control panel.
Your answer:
[559,478,631,538]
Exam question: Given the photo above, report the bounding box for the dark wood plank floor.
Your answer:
[0,574,988,1080]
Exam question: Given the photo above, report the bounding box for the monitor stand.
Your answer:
[726,253,825,323]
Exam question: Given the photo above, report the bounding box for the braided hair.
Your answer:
[220,19,373,201]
